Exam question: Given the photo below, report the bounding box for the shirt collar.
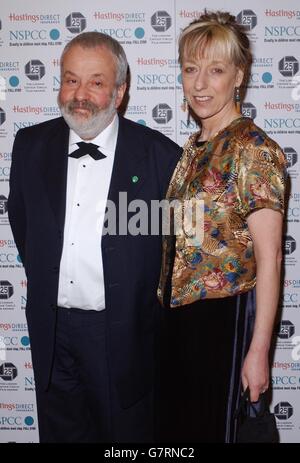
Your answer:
[68,114,119,154]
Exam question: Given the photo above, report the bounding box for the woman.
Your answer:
[157,11,286,442]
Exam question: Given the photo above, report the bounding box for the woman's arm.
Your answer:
[241,208,283,402]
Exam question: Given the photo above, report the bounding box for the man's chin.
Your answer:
[69,110,92,120]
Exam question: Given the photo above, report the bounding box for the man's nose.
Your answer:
[73,83,89,100]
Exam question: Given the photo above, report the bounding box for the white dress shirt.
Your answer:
[57,115,118,310]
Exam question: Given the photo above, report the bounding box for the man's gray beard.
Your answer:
[58,92,117,139]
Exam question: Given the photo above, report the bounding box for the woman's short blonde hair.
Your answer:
[179,10,252,84]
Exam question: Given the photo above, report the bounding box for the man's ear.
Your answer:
[115,83,127,109]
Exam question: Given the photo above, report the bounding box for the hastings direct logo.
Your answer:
[8,13,60,24]
[65,12,86,34]
[93,11,145,23]
[0,403,34,412]
[0,322,27,332]
[13,105,60,117]
[136,57,178,68]
[265,9,300,19]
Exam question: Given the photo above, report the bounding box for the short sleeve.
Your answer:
[237,140,286,218]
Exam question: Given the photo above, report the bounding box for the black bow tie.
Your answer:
[69,142,106,160]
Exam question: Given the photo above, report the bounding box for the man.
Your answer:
[8,32,181,443]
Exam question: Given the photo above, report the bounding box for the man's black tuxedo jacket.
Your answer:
[8,115,181,409]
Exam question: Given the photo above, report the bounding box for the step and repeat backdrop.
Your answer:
[0,0,300,443]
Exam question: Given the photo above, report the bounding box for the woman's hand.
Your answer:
[241,348,269,402]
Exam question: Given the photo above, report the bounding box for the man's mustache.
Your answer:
[65,100,99,114]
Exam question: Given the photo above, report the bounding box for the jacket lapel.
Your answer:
[103,116,149,241]
[106,116,148,206]
[40,118,69,232]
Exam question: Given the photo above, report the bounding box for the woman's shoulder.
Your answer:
[232,117,282,153]
[232,118,286,171]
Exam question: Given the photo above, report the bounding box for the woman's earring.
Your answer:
[234,87,241,112]
[182,96,191,126]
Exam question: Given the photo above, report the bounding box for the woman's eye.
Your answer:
[212,68,223,73]
[184,67,196,73]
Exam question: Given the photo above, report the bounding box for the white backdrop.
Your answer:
[0,0,299,443]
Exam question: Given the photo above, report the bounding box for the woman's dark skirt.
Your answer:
[155,290,256,443]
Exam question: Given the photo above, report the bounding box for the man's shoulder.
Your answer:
[16,117,66,138]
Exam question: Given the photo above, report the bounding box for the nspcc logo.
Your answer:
[284,236,296,255]
[152,103,172,124]
[279,56,299,77]
[66,12,86,34]
[151,11,171,32]
[274,402,293,420]
[0,195,8,215]
[236,10,257,31]
[0,108,5,126]
[25,60,45,81]
[241,102,257,119]
[284,147,298,168]
[277,320,295,339]
[0,362,17,381]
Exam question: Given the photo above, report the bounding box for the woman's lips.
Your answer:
[194,96,212,102]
